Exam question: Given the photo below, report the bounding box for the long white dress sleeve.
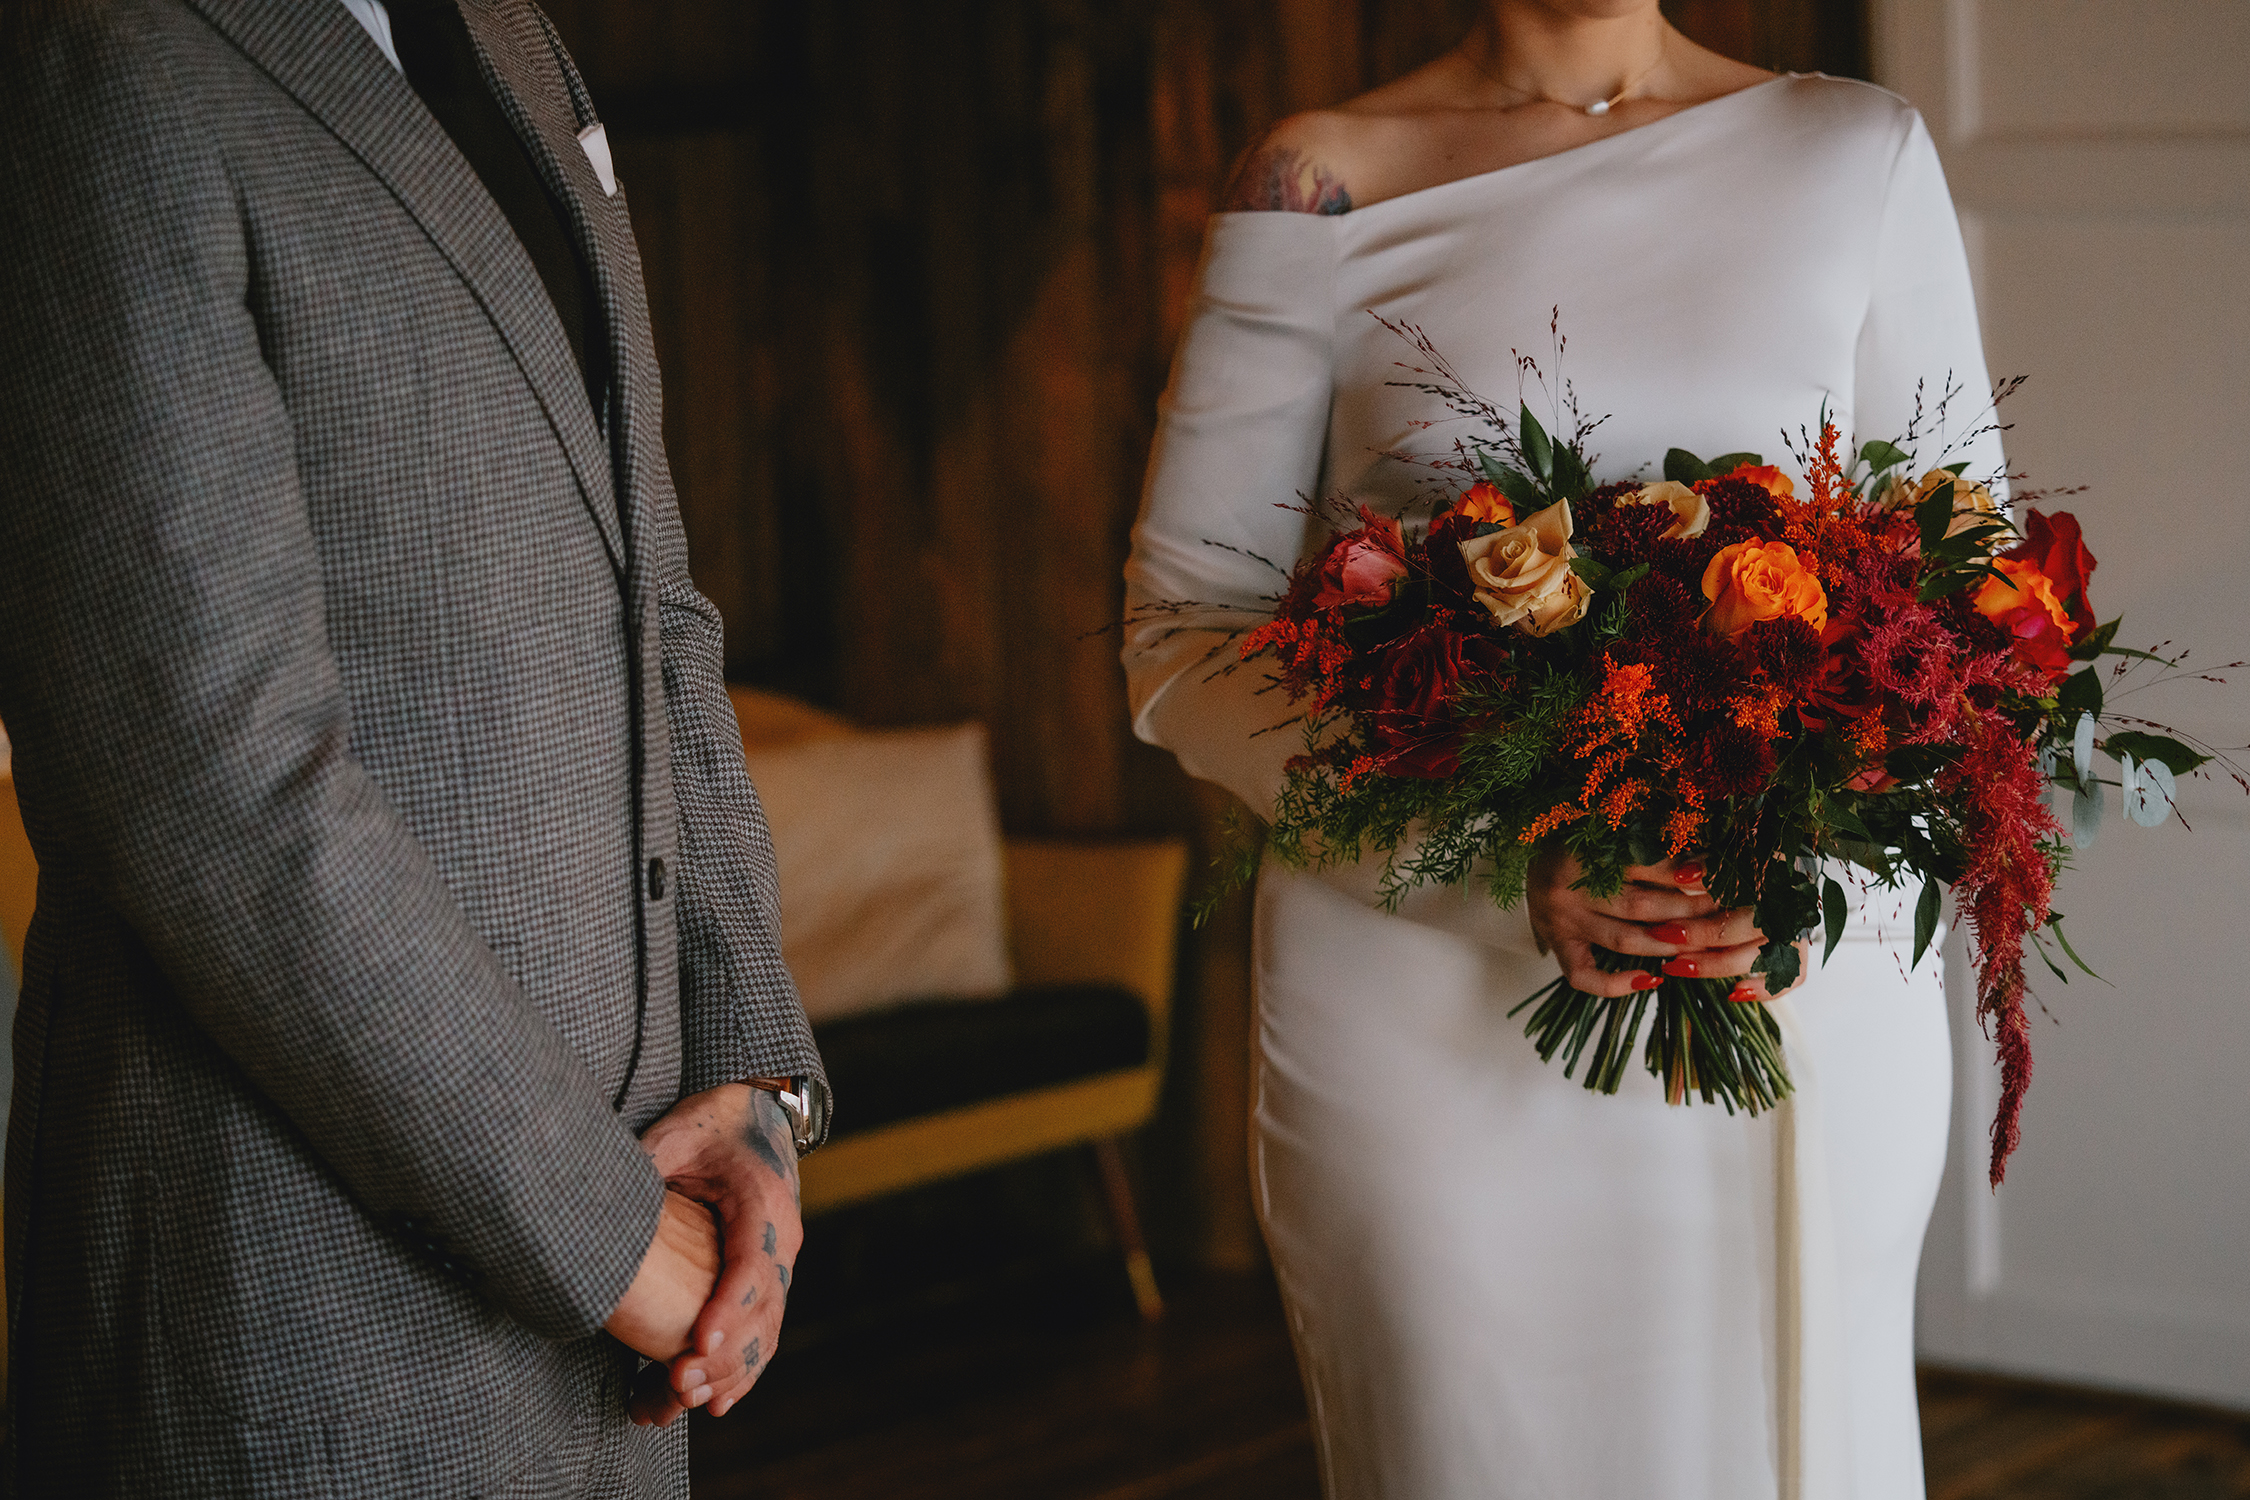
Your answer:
[1124,76,1987,1500]
[1123,216,1336,820]
[1854,114,2010,493]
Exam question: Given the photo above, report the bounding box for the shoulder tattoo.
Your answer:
[1222,145,1351,216]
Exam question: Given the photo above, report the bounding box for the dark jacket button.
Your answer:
[647,857,667,900]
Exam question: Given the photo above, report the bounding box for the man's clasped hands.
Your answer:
[603,1083,803,1425]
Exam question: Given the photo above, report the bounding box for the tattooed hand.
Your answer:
[624,1082,803,1426]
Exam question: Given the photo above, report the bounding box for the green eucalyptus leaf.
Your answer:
[1610,561,1652,591]
[1942,462,1971,477]
[1708,451,1763,476]
[2125,754,2177,827]
[1520,405,1554,482]
[1912,878,1941,970]
[2071,777,2104,849]
[1569,555,1612,586]
[1664,447,1714,484]
[1822,878,1848,965]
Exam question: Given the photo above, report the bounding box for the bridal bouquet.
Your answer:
[1217,326,2233,1184]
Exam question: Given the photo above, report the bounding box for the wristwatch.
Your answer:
[745,1075,827,1157]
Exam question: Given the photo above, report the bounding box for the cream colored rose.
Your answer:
[1459,499,1593,636]
[1882,467,2008,540]
[1624,479,1711,540]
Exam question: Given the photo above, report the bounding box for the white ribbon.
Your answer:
[1769,992,1854,1498]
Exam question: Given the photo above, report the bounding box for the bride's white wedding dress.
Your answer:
[1123,75,2005,1500]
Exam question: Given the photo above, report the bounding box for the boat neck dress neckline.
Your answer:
[1220,72,1804,230]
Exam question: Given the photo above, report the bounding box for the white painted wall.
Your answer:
[1875,0,2250,1410]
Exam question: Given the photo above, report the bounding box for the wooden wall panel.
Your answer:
[550,0,1868,1265]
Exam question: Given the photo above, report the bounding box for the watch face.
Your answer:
[792,1077,830,1151]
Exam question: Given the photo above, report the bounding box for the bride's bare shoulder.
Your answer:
[1221,42,1780,216]
[1218,63,1475,215]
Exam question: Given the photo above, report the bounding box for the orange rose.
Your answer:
[1700,540,1829,638]
[1973,558,2071,634]
[1723,463,1795,499]
[1455,481,1516,528]
[1973,556,2076,680]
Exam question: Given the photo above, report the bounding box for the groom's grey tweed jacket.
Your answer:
[0,0,822,1493]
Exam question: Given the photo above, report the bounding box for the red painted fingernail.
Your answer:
[1630,973,1663,991]
[1728,984,1760,1003]
[1649,921,1691,945]
[1661,956,1701,978]
[1672,863,1706,883]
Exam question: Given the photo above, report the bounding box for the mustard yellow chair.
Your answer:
[728,686,1187,1320]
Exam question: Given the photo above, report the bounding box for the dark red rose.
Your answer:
[1358,624,1497,779]
[2005,509,2096,636]
[1800,615,1879,731]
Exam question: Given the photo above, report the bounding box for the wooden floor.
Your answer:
[694,1258,2250,1500]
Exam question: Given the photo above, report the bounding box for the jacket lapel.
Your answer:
[457,0,663,583]
[456,0,666,584]
[182,0,628,576]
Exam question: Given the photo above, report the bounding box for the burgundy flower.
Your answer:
[1355,624,1500,779]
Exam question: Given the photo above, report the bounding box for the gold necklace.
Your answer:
[1476,33,1667,117]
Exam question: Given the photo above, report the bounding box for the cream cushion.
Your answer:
[743,722,1012,1023]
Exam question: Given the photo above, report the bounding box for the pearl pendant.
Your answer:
[1586,99,1611,116]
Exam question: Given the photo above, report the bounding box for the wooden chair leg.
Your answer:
[1091,1136,1163,1323]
